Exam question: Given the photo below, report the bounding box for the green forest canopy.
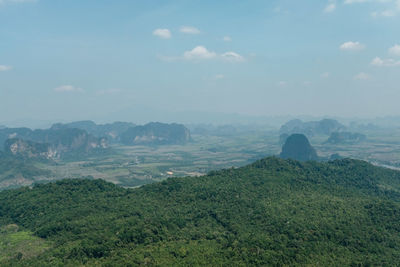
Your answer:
[1,157,400,266]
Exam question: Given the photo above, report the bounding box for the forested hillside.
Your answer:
[1,157,400,266]
[0,154,52,190]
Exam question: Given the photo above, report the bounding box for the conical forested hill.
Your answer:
[280,134,319,161]
[1,157,400,266]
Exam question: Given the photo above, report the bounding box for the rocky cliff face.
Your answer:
[4,138,58,159]
[280,134,319,161]
[0,127,108,158]
[51,121,136,143]
[120,122,191,145]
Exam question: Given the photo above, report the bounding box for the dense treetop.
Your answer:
[1,157,400,266]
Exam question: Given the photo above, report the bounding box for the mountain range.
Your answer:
[280,119,346,137]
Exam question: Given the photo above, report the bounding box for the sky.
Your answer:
[0,0,400,125]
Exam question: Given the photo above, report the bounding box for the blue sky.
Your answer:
[1,0,400,124]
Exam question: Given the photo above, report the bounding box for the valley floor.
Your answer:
[2,130,400,190]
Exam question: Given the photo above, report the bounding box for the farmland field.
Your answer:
[30,130,400,188]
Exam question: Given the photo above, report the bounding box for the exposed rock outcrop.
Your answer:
[120,122,191,145]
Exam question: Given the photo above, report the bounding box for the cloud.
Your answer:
[354,72,370,80]
[153,28,171,39]
[164,46,245,63]
[0,65,12,71]
[371,0,400,17]
[341,0,400,17]
[54,85,83,92]
[340,41,365,51]
[371,57,400,67]
[389,44,400,56]
[344,0,368,4]
[277,81,288,87]
[372,10,396,17]
[180,26,200,34]
[223,36,232,42]
[273,6,281,13]
[321,72,330,78]
[221,52,245,62]
[215,74,225,80]
[0,0,35,3]
[0,0,36,4]
[183,46,217,60]
[324,3,336,13]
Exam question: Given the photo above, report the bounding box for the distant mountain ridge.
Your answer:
[55,121,192,146]
[120,122,191,145]
[4,138,56,159]
[280,119,346,137]
[325,132,367,144]
[0,121,191,159]
[51,121,136,143]
[0,127,107,159]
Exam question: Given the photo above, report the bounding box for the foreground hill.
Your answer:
[0,153,52,190]
[1,158,400,266]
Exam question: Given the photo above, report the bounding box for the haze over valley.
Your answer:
[1,1,400,266]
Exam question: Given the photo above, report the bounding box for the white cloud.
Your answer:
[382,9,396,16]
[0,0,36,4]
[340,41,365,51]
[321,72,330,78]
[324,3,336,13]
[371,57,400,67]
[54,85,83,92]
[0,65,12,71]
[221,52,245,62]
[277,81,288,87]
[183,46,216,60]
[354,72,370,80]
[152,28,171,39]
[389,44,400,56]
[166,46,245,63]
[180,26,200,34]
[273,6,281,13]
[371,0,400,17]
[372,9,396,17]
[223,36,232,42]
[215,74,225,80]
[344,0,368,4]
[371,57,384,66]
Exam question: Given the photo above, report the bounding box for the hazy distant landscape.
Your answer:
[2,0,400,266]
[2,117,400,191]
